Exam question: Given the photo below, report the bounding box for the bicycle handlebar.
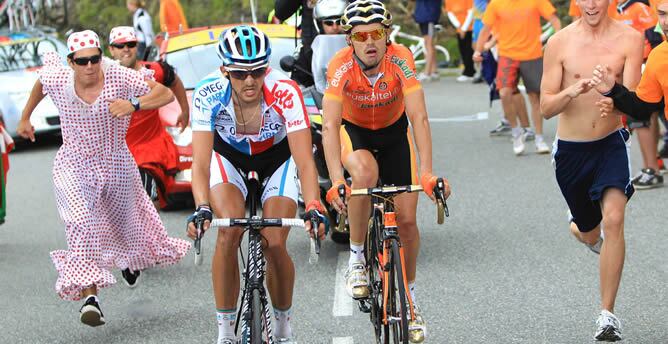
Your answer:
[351,184,423,196]
[211,218,305,228]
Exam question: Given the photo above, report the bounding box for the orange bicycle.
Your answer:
[351,179,448,344]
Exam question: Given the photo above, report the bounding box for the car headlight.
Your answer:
[166,125,192,147]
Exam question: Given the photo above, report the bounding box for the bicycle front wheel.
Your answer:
[250,288,264,344]
[383,240,409,344]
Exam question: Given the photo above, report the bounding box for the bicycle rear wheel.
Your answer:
[382,240,409,344]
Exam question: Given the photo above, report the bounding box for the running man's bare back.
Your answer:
[541,18,643,140]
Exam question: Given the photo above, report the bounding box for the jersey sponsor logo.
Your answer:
[194,81,226,111]
[330,60,354,87]
[348,88,399,102]
[390,56,415,79]
[270,83,295,109]
[287,119,304,129]
[379,82,388,90]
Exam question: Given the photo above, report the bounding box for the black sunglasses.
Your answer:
[322,19,341,26]
[228,67,267,80]
[72,54,102,66]
[111,41,138,49]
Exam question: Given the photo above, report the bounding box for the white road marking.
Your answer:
[332,337,354,344]
[429,111,489,123]
[333,251,353,317]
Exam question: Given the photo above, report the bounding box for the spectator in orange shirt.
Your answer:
[569,0,619,19]
[616,0,666,188]
[159,0,189,33]
[445,0,476,82]
[474,0,561,156]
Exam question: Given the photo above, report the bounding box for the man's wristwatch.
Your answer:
[129,97,140,111]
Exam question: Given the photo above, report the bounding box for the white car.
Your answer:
[0,30,66,140]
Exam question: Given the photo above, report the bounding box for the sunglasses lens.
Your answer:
[323,19,340,26]
[351,29,385,42]
[127,41,137,48]
[74,55,101,66]
[251,68,266,78]
[229,68,266,80]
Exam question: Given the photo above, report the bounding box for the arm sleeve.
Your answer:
[190,83,215,132]
[482,3,496,27]
[274,0,301,21]
[393,46,422,95]
[123,66,151,98]
[323,56,348,102]
[36,52,66,96]
[538,0,557,19]
[279,80,310,133]
[606,83,663,121]
[158,61,176,87]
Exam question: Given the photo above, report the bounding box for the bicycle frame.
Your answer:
[375,199,416,326]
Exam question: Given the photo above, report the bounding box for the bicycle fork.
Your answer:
[380,211,416,326]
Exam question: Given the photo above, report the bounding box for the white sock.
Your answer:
[535,134,545,142]
[349,244,365,266]
[273,307,292,339]
[511,126,523,138]
[216,309,237,340]
[408,282,417,303]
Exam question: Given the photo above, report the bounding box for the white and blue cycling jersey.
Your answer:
[191,68,310,155]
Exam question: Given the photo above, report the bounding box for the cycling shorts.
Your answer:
[341,115,418,187]
[210,139,298,204]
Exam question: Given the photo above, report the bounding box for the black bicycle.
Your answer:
[352,179,448,344]
[193,171,320,344]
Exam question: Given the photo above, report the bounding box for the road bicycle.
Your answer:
[389,24,451,69]
[343,179,448,343]
[192,170,320,343]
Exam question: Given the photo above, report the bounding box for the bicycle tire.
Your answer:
[387,240,409,344]
[250,288,264,344]
[366,214,384,343]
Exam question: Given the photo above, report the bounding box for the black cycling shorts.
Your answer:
[341,115,418,187]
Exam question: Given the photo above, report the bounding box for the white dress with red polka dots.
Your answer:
[38,52,190,301]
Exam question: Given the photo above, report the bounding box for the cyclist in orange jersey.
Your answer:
[321,1,450,342]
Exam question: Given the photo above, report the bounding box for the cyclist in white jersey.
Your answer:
[185,25,325,344]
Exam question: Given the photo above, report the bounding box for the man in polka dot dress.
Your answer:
[16,30,191,327]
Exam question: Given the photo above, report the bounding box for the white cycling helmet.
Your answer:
[314,0,348,19]
[341,0,392,33]
[217,25,271,69]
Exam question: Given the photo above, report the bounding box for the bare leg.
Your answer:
[597,188,627,312]
[81,285,97,299]
[210,184,245,310]
[513,92,530,128]
[499,87,518,128]
[343,150,378,247]
[261,197,297,310]
[527,92,543,135]
[394,192,420,283]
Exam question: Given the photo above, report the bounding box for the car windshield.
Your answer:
[166,37,297,89]
[0,36,67,72]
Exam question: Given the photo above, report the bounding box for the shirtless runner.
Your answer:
[539,0,644,341]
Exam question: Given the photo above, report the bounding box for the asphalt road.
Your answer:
[1,77,666,344]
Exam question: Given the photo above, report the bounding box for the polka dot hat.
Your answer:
[66,30,101,54]
[109,26,138,45]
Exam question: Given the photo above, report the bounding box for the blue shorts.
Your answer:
[472,19,484,43]
[552,129,634,232]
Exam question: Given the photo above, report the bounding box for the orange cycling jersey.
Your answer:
[324,44,422,130]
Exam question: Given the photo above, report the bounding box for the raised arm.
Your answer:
[18,79,47,141]
[138,80,174,110]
